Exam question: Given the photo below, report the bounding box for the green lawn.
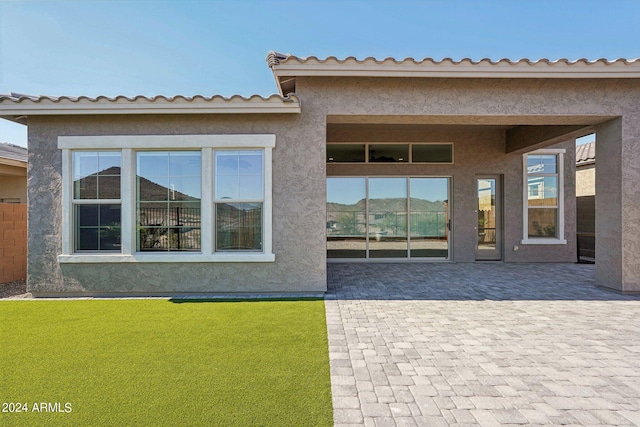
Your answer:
[0,299,333,426]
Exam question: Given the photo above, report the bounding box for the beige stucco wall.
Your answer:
[25,75,640,293]
[576,164,595,197]
[0,174,27,203]
[27,114,327,295]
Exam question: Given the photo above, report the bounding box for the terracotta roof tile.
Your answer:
[576,141,596,165]
[0,142,27,163]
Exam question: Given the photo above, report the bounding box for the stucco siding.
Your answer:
[576,164,595,197]
[0,175,27,203]
[27,114,327,294]
[24,75,640,293]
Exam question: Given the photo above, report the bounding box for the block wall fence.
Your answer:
[0,203,27,283]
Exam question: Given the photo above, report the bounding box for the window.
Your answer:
[58,135,274,263]
[214,150,263,251]
[137,151,202,252]
[522,149,566,244]
[327,143,453,163]
[72,151,121,252]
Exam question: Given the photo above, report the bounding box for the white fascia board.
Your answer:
[58,253,276,263]
[0,157,27,168]
[58,134,276,150]
[0,101,301,116]
[273,63,640,79]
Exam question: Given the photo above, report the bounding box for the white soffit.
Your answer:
[0,93,301,122]
[268,53,640,79]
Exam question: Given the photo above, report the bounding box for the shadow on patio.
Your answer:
[327,263,640,301]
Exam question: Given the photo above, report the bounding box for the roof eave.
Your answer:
[0,95,301,121]
[0,157,27,168]
[272,64,640,79]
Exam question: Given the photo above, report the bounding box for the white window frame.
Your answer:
[521,148,567,245]
[71,151,122,253]
[58,135,275,263]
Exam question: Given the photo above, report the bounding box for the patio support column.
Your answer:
[595,117,640,293]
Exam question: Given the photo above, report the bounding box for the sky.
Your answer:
[2,0,639,148]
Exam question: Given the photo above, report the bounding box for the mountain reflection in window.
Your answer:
[136,151,201,251]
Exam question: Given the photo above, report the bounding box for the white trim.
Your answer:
[263,146,274,255]
[272,59,640,81]
[520,238,567,245]
[59,134,276,150]
[201,148,213,255]
[58,135,276,263]
[121,149,135,255]
[61,149,72,255]
[58,253,275,263]
[521,149,566,245]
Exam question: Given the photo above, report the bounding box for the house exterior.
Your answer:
[0,54,639,295]
[576,141,596,261]
[0,142,27,203]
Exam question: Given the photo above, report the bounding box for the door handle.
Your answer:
[447,219,451,231]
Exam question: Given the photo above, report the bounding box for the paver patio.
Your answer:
[325,263,640,426]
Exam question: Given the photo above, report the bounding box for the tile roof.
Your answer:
[267,52,640,67]
[0,92,301,124]
[0,142,27,163]
[267,52,640,95]
[0,92,298,105]
[576,141,596,166]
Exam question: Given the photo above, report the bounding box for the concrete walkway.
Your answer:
[325,263,640,426]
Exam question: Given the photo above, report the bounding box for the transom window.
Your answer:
[59,135,275,263]
[327,143,453,163]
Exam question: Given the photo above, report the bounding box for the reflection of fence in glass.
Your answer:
[138,207,201,251]
[216,203,262,251]
[327,211,447,238]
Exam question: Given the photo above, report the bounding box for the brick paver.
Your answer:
[326,263,640,426]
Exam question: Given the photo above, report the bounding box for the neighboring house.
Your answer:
[576,141,596,262]
[0,142,27,283]
[0,142,27,203]
[0,54,639,295]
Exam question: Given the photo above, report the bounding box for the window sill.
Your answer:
[58,253,276,263]
[520,238,567,245]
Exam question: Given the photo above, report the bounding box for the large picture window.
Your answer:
[59,135,274,263]
[137,151,202,252]
[522,149,566,244]
[72,151,121,252]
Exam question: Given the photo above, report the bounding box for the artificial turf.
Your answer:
[0,299,333,426]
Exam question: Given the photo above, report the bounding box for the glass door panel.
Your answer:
[409,178,450,258]
[327,178,366,258]
[476,176,502,260]
[368,178,408,258]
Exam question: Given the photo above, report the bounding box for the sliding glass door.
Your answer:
[327,177,450,260]
[326,178,366,258]
[368,178,408,258]
[409,178,450,258]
